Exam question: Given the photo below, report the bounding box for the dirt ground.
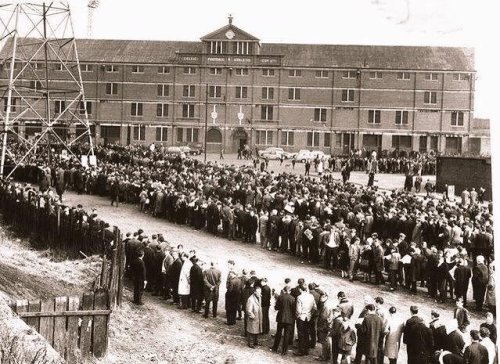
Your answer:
[0,223,101,303]
[60,189,484,364]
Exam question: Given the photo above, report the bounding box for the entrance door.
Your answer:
[342,133,355,154]
[239,138,247,149]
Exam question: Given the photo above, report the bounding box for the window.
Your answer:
[392,135,412,149]
[54,100,65,114]
[235,68,249,76]
[183,85,195,97]
[3,97,18,113]
[30,80,42,91]
[158,66,170,74]
[156,126,168,142]
[79,101,92,115]
[369,71,383,79]
[157,84,169,97]
[397,72,411,80]
[307,132,320,147]
[156,103,168,117]
[54,63,63,71]
[342,71,356,79]
[262,87,274,100]
[182,104,195,118]
[131,65,144,73]
[395,110,409,125]
[281,131,294,146]
[453,73,470,81]
[256,130,273,145]
[80,64,93,72]
[451,111,464,126]
[233,41,250,55]
[32,62,43,70]
[185,128,199,142]
[368,110,381,124]
[183,67,196,74]
[335,134,342,148]
[235,86,248,99]
[210,41,225,54]
[105,65,118,73]
[324,132,331,147]
[106,83,118,95]
[315,70,329,78]
[341,89,355,102]
[424,73,438,81]
[133,125,146,141]
[288,69,302,77]
[288,88,301,100]
[131,102,143,116]
[209,85,222,98]
[424,91,437,104]
[262,68,275,77]
[209,67,222,75]
[261,105,274,120]
[314,108,327,122]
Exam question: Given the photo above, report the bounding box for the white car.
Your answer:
[258,147,296,160]
[295,150,330,162]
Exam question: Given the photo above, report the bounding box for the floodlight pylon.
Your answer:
[0,1,95,177]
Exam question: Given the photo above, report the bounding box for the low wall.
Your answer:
[0,297,64,364]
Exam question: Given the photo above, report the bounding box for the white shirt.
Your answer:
[481,337,496,364]
[296,292,317,321]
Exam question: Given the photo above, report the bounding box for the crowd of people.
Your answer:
[125,224,497,363]
[4,143,496,362]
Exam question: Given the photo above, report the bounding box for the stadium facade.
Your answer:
[0,18,490,154]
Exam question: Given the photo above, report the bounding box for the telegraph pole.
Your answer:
[204,83,208,162]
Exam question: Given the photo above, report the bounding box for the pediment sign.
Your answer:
[201,24,259,42]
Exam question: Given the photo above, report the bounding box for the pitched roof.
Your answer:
[0,38,474,71]
[260,43,474,71]
[200,24,259,41]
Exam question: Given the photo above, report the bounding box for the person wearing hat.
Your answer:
[316,293,334,361]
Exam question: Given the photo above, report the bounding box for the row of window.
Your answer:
[1,63,472,82]
[3,95,467,126]
[132,126,198,143]
[103,83,441,106]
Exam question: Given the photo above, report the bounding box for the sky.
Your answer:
[63,0,498,121]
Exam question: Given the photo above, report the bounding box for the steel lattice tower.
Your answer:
[0,1,94,177]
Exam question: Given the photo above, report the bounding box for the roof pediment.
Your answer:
[200,23,259,42]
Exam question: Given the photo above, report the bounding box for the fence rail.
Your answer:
[0,182,126,306]
[9,291,110,361]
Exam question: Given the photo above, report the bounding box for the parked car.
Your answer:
[165,146,186,158]
[258,147,296,159]
[187,143,204,155]
[295,149,313,162]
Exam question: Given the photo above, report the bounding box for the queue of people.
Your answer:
[125,226,497,363]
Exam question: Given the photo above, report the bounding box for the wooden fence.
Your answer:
[0,183,126,307]
[9,291,111,362]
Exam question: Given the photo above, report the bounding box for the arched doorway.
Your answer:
[231,127,248,153]
[206,127,222,153]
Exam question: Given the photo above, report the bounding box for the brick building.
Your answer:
[0,17,489,154]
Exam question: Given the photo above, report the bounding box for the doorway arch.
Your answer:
[206,127,222,152]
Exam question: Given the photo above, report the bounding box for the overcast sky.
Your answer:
[65,0,497,121]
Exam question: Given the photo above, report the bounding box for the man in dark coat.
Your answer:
[130,250,146,305]
[260,278,271,334]
[403,305,434,364]
[225,270,242,325]
[167,251,182,304]
[472,255,489,311]
[354,304,384,364]
[454,258,472,306]
[189,257,204,313]
[463,330,489,364]
[272,285,295,355]
[203,262,221,318]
